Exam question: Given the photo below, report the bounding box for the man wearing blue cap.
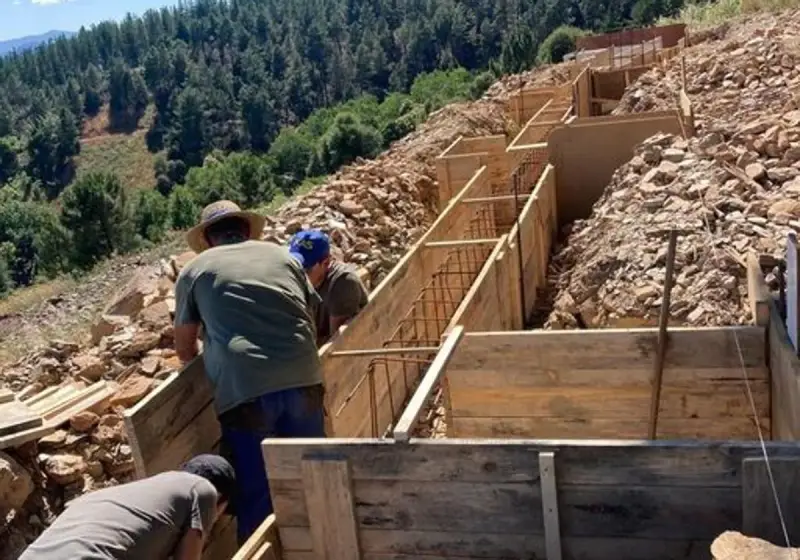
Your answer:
[289,229,369,345]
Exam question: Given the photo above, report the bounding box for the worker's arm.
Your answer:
[173,528,204,560]
[327,272,369,340]
[174,268,202,364]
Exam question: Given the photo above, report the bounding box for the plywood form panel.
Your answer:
[263,439,800,559]
[124,358,220,478]
[549,115,684,223]
[768,302,800,440]
[445,327,769,440]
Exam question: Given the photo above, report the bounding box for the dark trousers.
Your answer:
[219,384,325,544]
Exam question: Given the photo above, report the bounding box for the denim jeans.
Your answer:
[219,384,325,544]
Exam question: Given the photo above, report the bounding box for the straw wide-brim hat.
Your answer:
[186,200,266,253]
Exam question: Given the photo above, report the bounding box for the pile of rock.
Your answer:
[614,11,800,124]
[0,264,182,557]
[262,100,513,286]
[545,128,800,329]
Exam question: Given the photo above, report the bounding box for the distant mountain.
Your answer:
[0,30,76,56]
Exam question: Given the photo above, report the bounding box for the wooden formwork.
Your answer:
[443,327,769,440]
[434,135,507,210]
[254,294,800,560]
[258,308,800,560]
[506,83,573,126]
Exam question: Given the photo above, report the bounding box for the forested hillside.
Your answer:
[0,0,682,297]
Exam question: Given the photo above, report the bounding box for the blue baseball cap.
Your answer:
[289,229,331,269]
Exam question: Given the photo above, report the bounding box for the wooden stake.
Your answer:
[648,229,678,440]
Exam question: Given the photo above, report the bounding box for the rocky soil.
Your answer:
[547,10,800,328]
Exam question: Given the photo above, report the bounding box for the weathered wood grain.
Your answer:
[743,458,800,547]
[0,398,42,437]
[123,358,219,477]
[280,528,709,559]
[452,415,768,440]
[263,439,800,487]
[768,302,800,441]
[302,458,361,559]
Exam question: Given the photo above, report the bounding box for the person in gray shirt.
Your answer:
[19,454,235,560]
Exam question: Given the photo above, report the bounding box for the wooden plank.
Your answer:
[452,415,766,441]
[280,528,709,559]
[768,301,800,440]
[263,439,800,487]
[123,358,219,477]
[302,457,361,559]
[273,476,737,540]
[743,457,800,547]
[275,478,544,534]
[447,384,769,420]
[447,365,767,389]
[0,399,43,437]
[46,384,117,428]
[540,452,562,560]
[393,326,464,442]
[447,327,766,373]
[232,515,280,560]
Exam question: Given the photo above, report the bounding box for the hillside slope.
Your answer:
[0,30,74,56]
[546,9,800,329]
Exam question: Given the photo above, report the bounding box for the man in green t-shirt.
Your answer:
[289,229,369,345]
[174,201,325,545]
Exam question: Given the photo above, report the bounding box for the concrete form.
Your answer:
[120,44,792,560]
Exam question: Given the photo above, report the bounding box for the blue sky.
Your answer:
[0,0,175,41]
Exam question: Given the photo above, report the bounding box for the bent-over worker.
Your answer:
[19,454,235,560]
[173,201,325,545]
[289,229,369,345]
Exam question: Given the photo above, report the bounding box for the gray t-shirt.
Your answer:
[314,261,369,344]
[174,240,323,415]
[19,471,218,560]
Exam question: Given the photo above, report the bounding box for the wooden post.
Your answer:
[787,233,800,354]
[648,229,678,439]
[747,251,771,326]
[539,452,562,560]
[302,457,362,560]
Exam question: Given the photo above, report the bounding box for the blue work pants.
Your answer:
[219,384,325,544]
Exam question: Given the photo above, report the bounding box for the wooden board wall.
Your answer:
[444,327,769,440]
[262,438,800,560]
[768,302,800,440]
[548,113,684,224]
[323,166,494,438]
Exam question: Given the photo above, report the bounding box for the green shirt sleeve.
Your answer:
[174,268,201,326]
[329,272,368,318]
[189,482,218,536]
